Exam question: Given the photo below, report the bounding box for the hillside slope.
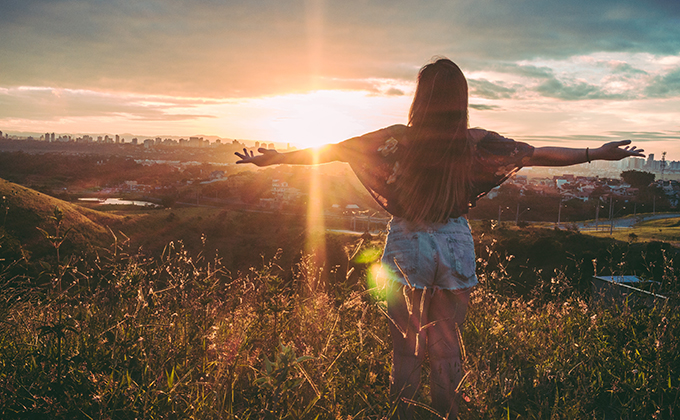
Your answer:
[0,178,125,257]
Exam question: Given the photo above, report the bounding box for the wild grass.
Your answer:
[1,221,679,418]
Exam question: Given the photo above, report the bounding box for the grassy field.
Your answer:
[583,216,680,246]
[1,179,679,418]
[1,225,679,419]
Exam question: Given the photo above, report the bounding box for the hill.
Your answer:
[0,178,125,258]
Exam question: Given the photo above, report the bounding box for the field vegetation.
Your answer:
[584,217,680,247]
[1,179,679,418]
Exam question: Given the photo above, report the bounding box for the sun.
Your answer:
[256,90,406,149]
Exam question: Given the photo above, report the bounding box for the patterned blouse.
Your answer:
[333,124,534,219]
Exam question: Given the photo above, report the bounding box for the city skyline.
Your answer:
[1,0,679,158]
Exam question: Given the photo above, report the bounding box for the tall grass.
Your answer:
[0,226,678,418]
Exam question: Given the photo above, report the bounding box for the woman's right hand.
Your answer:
[234,148,281,166]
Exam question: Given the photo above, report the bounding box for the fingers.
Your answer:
[235,148,253,163]
[607,139,631,148]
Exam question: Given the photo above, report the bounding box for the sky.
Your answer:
[1,0,679,159]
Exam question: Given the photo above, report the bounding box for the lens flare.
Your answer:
[365,262,389,301]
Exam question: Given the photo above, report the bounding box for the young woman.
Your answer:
[235,58,644,418]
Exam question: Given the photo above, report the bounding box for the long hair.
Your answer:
[396,58,473,223]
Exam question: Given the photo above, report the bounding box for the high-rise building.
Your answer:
[115,134,120,144]
[50,133,55,142]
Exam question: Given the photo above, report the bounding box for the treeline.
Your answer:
[469,174,673,223]
[0,152,240,196]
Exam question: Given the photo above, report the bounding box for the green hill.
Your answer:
[0,178,125,258]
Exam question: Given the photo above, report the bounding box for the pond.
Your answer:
[78,198,161,208]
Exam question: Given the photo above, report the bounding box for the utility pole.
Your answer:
[661,151,667,181]
[595,202,600,230]
[609,196,614,235]
[515,202,520,225]
[556,199,562,229]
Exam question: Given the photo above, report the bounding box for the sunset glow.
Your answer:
[253,90,411,148]
[0,1,679,158]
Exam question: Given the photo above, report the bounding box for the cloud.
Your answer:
[385,88,405,96]
[490,63,555,80]
[469,104,500,111]
[0,87,218,122]
[1,0,679,98]
[520,130,680,144]
[535,77,629,100]
[468,79,517,99]
[608,62,648,76]
[608,130,680,141]
[644,67,680,98]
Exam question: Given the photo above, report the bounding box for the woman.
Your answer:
[235,58,644,418]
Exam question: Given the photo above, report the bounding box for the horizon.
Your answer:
[1,1,679,159]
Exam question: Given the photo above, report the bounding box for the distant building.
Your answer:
[131,138,138,145]
[210,170,225,180]
[189,137,204,147]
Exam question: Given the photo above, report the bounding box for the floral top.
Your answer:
[334,124,534,219]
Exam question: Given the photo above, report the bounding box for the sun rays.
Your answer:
[304,148,327,272]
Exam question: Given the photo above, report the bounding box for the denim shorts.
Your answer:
[381,216,478,291]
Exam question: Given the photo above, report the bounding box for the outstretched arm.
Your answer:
[525,140,645,167]
[234,144,344,167]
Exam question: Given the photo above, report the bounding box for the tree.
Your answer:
[621,170,655,189]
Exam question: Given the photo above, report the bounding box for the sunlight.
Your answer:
[304,148,327,274]
[259,90,386,148]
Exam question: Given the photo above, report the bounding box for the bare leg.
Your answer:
[387,282,428,418]
[427,289,470,419]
